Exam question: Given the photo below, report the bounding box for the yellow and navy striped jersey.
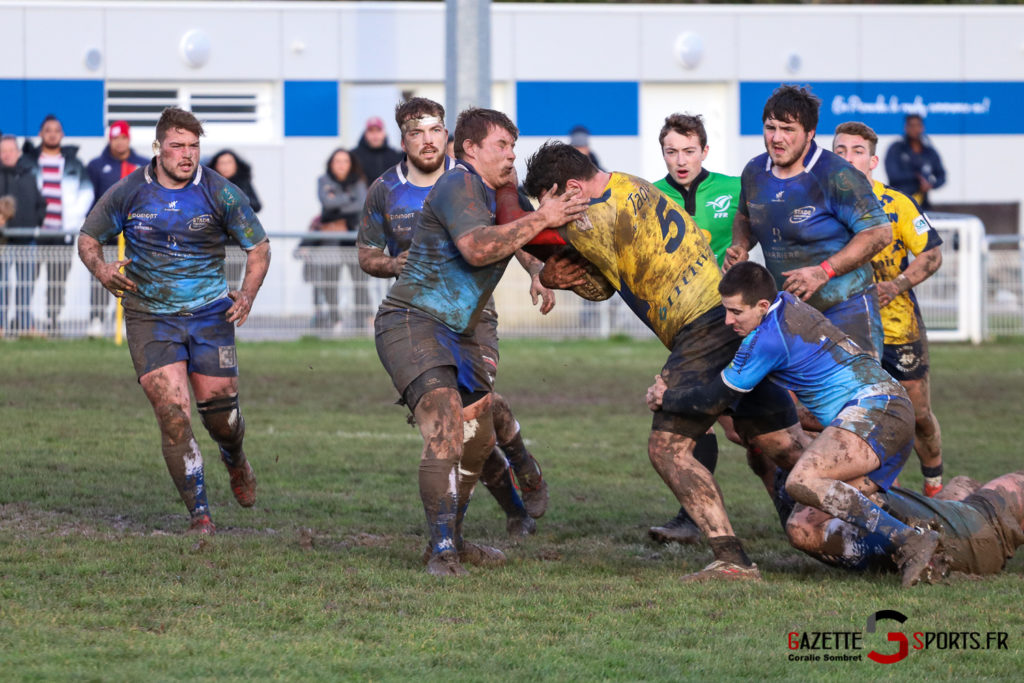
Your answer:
[870,180,943,345]
[560,173,721,347]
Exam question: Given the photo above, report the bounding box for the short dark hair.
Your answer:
[719,262,778,306]
[395,97,445,130]
[659,113,707,149]
[155,107,204,142]
[39,114,60,130]
[833,121,879,156]
[523,141,598,198]
[762,85,820,133]
[452,107,517,161]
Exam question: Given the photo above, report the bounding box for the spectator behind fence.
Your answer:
[884,114,946,211]
[85,120,148,337]
[298,148,368,332]
[209,149,263,291]
[1,134,46,333]
[351,116,403,183]
[22,114,93,334]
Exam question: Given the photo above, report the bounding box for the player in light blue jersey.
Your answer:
[79,107,270,534]
[646,262,940,588]
[359,98,549,539]
[373,107,588,576]
[727,85,891,361]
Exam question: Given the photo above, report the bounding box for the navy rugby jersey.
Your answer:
[81,161,267,315]
[382,161,508,334]
[722,292,897,425]
[359,157,456,256]
[738,141,888,312]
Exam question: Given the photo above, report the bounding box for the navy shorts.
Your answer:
[829,384,914,491]
[821,287,883,360]
[882,337,930,381]
[473,305,500,385]
[375,306,493,410]
[654,306,798,439]
[125,298,238,379]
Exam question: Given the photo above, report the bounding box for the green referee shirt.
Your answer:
[654,169,740,265]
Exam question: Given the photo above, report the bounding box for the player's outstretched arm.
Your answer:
[877,246,942,307]
[455,185,587,267]
[77,233,136,296]
[782,223,891,301]
[228,240,271,326]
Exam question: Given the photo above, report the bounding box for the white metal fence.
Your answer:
[0,217,1018,342]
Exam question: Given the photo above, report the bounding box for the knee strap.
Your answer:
[197,394,245,447]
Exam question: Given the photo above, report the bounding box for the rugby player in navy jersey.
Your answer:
[373,108,588,576]
[725,85,891,361]
[646,262,940,587]
[78,107,270,534]
[359,98,551,537]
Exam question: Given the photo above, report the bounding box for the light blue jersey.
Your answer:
[722,292,896,425]
[81,161,266,315]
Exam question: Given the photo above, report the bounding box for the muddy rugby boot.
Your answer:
[507,514,537,537]
[680,560,762,583]
[894,527,941,588]
[458,541,507,568]
[226,458,257,508]
[512,457,549,519]
[649,509,701,545]
[425,550,469,577]
[188,514,216,535]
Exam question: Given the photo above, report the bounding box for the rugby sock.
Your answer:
[922,464,943,493]
[481,447,529,518]
[817,520,891,571]
[672,432,720,526]
[708,536,752,567]
[454,414,495,545]
[419,458,459,555]
[771,467,797,530]
[162,435,210,518]
[501,427,543,486]
[820,481,914,549]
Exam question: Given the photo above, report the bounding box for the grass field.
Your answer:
[1,337,1022,680]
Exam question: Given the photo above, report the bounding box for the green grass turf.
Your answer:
[1,337,1022,680]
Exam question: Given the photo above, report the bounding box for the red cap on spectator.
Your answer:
[109,121,130,140]
[365,116,385,131]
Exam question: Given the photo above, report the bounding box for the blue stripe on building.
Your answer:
[0,79,104,137]
[741,81,1024,136]
[516,81,639,137]
[284,80,338,137]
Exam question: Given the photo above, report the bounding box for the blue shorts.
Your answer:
[822,288,883,360]
[829,388,914,491]
[882,337,930,381]
[374,305,493,410]
[125,298,238,379]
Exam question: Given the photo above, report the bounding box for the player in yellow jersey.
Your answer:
[503,141,810,582]
[832,122,944,497]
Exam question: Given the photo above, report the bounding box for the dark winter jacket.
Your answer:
[0,155,46,241]
[87,144,149,207]
[350,135,403,184]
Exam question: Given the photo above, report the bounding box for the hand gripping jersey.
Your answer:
[869,180,943,345]
[382,161,509,334]
[80,162,267,315]
[653,169,740,265]
[738,141,888,312]
[535,173,721,347]
[722,292,898,426]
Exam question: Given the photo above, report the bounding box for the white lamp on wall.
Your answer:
[84,48,102,72]
[785,52,802,74]
[674,32,704,70]
[180,29,211,69]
